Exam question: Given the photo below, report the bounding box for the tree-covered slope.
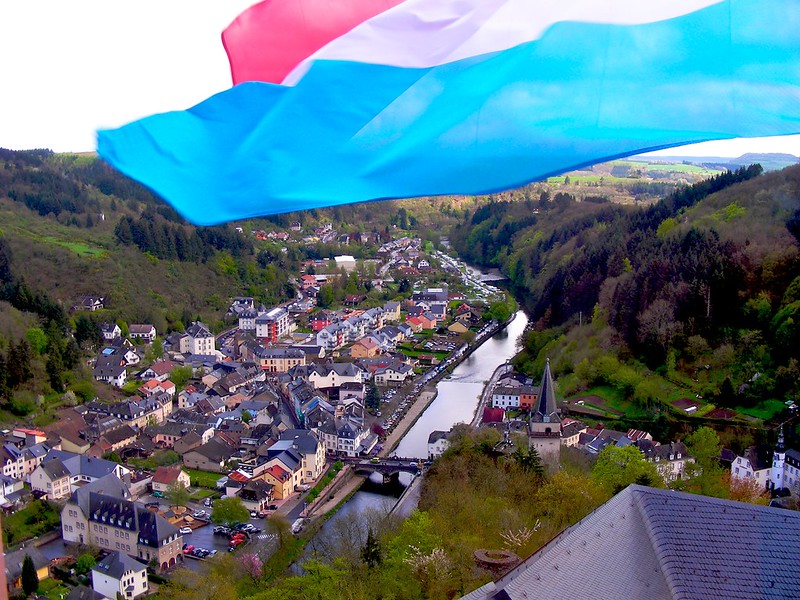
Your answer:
[453,164,800,422]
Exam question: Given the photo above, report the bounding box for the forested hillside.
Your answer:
[452,164,800,433]
[0,149,471,332]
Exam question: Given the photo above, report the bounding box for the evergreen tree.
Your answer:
[61,337,81,370]
[360,528,382,568]
[513,446,544,477]
[0,351,9,400]
[0,235,13,282]
[7,339,33,388]
[46,345,65,392]
[21,554,39,596]
[366,382,381,412]
[74,315,102,348]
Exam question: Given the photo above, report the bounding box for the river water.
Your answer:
[393,311,529,458]
[303,311,529,560]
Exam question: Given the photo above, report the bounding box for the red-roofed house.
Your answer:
[138,379,176,397]
[300,275,317,291]
[227,470,250,483]
[151,466,190,493]
[350,337,379,359]
[482,407,505,424]
[405,317,424,332]
[627,429,653,443]
[140,360,178,382]
[261,464,293,499]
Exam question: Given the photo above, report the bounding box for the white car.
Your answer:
[180,527,192,535]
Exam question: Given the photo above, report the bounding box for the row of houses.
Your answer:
[93,322,217,389]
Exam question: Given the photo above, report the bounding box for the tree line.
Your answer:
[115,208,253,262]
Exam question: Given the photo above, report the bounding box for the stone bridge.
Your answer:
[346,458,423,482]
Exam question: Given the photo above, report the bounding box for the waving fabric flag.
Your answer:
[222,0,405,85]
[98,0,800,225]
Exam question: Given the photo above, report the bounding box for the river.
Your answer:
[303,310,529,561]
[393,311,529,458]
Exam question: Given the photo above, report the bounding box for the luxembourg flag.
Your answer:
[98,0,800,225]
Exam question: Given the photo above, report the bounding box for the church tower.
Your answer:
[529,358,561,461]
[770,426,786,492]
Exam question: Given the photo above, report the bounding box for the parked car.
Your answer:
[250,511,257,518]
[180,527,193,535]
[204,497,213,507]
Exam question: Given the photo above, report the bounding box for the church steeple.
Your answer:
[534,358,558,423]
[770,425,786,492]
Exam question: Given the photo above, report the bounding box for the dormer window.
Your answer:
[677,453,682,459]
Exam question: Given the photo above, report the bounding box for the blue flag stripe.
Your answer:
[98,0,800,224]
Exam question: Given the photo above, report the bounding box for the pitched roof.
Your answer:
[93,550,146,579]
[44,450,120,480]
[152,466,185,485]
[279,429,320,455]
[462,485,800,600]
[4,546,50,581]
[40,457,70,479]
[264,464,291,482]
[66,585,106,600]
[533,358,558,421]
[188,438,236,463]
[428,430,450,444]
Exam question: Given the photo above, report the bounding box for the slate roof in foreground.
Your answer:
[460,484,800,600]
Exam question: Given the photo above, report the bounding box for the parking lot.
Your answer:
[136,494,279,570]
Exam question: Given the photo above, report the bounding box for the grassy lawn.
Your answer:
[185,468,223,489]
[735,399,785,421]
[546,175,631,184]
[40,236,107,257]
[37,578,71,600]
[2,500,61,546]
[644,163,722,175]
[693,403,718,418]
[398,348,449,360]
[190,488,218,500]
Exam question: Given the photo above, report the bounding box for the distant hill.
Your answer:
[633,152,799,172]
[0,149,291,335]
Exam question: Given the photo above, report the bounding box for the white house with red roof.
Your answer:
[139,360,178,382]
[151,467,190,494]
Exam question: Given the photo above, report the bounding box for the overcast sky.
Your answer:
[1,1,798,158]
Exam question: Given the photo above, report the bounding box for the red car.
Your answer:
[229,537,245,548]
[183,545,194,554]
